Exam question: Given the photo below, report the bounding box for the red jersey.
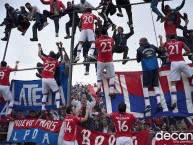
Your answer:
[41,56,59,78]
[0,66,14,86]
[163,40,186,62]
[110,112,137,138]
[81,13,97,30]
[164,21,177,36]
[63,115,81,141]
[95,36,114,62]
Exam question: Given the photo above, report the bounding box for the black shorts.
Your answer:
[143,69,159,88]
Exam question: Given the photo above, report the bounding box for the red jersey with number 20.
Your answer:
[163,40,186,62]
[81,13,97,30]
[63,115,81,141]
[110,112,137,138]
[0,66,14,86]
[95,36,114,62]
[41,56,59,78]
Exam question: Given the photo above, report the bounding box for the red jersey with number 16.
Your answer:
[0,66,14,86]
[110,112,137,138]
[163,40,186,62]
[81,13,97,30]
[63,115,81,141]
[95,36,114,62]
[41,56,59,78]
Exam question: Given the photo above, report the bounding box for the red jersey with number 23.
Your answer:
[41,56,59,78]
[110,112,137,138]
[63,115,81,141]
[81,13,97,30]
[95,36,114,62]
[163,40,186,62]
[0,66,14,86]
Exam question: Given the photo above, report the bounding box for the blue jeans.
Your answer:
[151,0,161,16]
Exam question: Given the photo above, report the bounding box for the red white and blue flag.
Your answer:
[101,65,193,118]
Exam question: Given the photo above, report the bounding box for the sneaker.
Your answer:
[21,30,26,36]
[112,24,116,31]
[43,22,49,28]
[109,93,116,99]
[84,71,89,75]
[74,56,80,62]
[156,15,161,21]
[144,105,151,113]
[0,23,3,26]
[122,57,130,65]
[30,38,38,41]
[6,114,14,121]
[160,15,165,23]
[171,103,177,110]
[156,103,162,112]
[117,12,123,17]
[55,33,59,37]
[88,54,97,60]
[1,37,8,41]
[64,35,71,39]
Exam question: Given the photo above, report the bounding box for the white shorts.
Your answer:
[63,140,78,145]
[0,85,13,101]
[97,61,115,80]
[116,137,133,145]
[42,78,59,94]
[79,29,95,42]
[170,61,193,81]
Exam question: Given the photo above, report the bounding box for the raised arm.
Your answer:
[125,22,134,39]
[174,0,185,12]
[38,43,44,59]
[14,61,19,70]
[158,35,164,47]
[183,20,189,37]
[161,0,166,15]
[101,107,110,118]
[40,0,50,5]
[81,108,89,122]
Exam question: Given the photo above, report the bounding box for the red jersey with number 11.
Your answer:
[41,56,59,78]
[110,112,137,138]
[63,115,81,141]
[95,36,114,62]
[163,40,186,62]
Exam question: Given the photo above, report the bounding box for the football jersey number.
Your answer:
[101,42,112,52]
[44,63,55,73]
[0,72,5,80]
[118,120,128,132]
[64,121,72,133]
[168,44,179,55]
[83,16,94,24]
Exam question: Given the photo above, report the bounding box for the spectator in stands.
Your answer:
[159,34,193,110]
[183,20,193,62]
[0,3,18,41]
[161,0,186,30]
[0,61,19,121]
[112,22,134,65]
[40,0,66,37]
[74,8,100,62]
[102,102,137,145]
[25,2,44,41]
[60,1,80,39]
[73,0,95,10]
[63,105,89,145]
[17,6,30,36]
[37,43,63,116]
[137,37,162,113]
[115,0,134,27]
[96,0,116,31]
[94,27,115,98]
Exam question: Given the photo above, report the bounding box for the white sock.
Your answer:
[89,43,95,55]
[55,92,60,109]
[171,86,177,104]
[77,43,82,57]
[154,87,161,103]
[143,87,150,107]
[109,77,115,94]
[42,95,47,110]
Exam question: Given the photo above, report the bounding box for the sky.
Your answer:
[0,0,192,85]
